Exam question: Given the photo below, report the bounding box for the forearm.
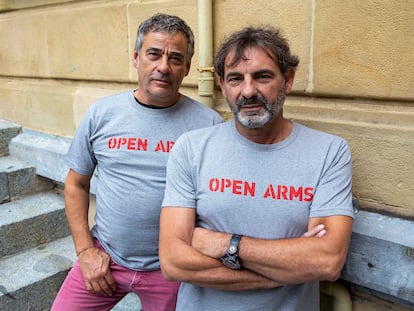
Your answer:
[240,236,338,284]
[160,241,280,291]
[240,217,353,283]
[191,266,281,291]
[193,230,325,284]
[192,216,353,285]
[159,207,281,291]
[64,171,94,252]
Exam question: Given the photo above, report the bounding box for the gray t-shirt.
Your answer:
[162,120,354,311]
[65,89,222,271]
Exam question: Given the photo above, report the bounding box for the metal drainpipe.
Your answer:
[197,0,215,108]
[320,281,352,311]
[318,197,356,310]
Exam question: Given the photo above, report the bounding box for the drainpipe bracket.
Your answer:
[197,66,215,73]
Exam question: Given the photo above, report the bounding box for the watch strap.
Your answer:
[227,234,242,254]
[220,233,243,269]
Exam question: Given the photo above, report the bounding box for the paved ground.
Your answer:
[112,293,142,311]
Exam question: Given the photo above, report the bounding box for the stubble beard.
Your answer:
[230,85,286,129]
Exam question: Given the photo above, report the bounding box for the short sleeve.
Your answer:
[162,133,197,209]
[309,139,354,218]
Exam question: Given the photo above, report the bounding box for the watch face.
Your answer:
[222,255,241,269]
[221,234,243,269]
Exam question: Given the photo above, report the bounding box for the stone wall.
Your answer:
[0,1,413,309]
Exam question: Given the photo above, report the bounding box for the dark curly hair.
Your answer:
[214,26,299,78]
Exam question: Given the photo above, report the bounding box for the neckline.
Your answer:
[230,119,299,151]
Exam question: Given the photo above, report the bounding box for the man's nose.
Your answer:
[157,56,170,74]
[241,78,257,98]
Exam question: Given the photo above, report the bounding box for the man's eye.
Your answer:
[169,54,184,64]
[227,76,241,82]
[170,57,183,64]
[147,52,160,58]
[258,74,271,80]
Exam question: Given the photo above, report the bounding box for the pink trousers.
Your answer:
[51,246,180,311]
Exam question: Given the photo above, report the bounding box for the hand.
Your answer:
[192,227,229,259]
[78,247,117,296]
[302,224,326,238]
[192,224,327,259]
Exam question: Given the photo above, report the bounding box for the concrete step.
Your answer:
[0,156,54,203]
[0,190,69,257]
[0,235,75,311]
[0,231,143,311]
[0,120,21,157]
[0,121,141,310]
[342,210,414,307]
[9,129,71,185]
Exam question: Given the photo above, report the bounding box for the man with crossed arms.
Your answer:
[159,26,354,311]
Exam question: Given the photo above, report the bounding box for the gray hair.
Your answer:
[214,26,299,78]
[135,13,195,63]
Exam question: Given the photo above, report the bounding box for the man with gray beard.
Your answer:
[159,26,354,311]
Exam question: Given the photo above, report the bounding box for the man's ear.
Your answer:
[133,50,139,68]
[185,62,191,76]
[284,68,296,94]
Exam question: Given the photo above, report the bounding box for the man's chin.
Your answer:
[146,89,181,104]
[236,113,271,129]
[149,88,175,98]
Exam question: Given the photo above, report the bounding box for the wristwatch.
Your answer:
[220,234,243,269]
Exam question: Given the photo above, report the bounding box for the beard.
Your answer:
[229,85,286,129]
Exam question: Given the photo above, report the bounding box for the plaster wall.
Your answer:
[1,0,411,217]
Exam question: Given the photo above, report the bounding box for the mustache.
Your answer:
[237,96,268,108]
[151,73,172,82]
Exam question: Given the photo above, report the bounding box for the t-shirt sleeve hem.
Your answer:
[161,200,196,209]
[309,209,355,219]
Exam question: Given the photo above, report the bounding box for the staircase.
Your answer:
[0,120,141,310]
[0,120,73,310]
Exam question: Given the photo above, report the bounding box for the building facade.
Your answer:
[0,1,413,310]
